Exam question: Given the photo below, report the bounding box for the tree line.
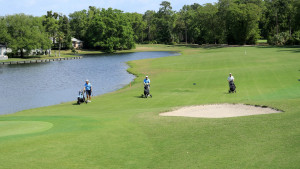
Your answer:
[131,0,300,45]
[0,0,299,56]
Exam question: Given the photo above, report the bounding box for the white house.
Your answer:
[72,38,83,49]
[0,44,8,60]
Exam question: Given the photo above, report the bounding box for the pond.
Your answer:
[0,51,179,115]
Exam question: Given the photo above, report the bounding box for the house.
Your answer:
[0,44,8,60]
[72,38,83,49]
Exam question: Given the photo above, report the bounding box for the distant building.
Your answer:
[72,38,83,49]
[0,44,8,60]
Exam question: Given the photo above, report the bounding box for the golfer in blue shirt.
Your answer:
[144,76,150,86]
[84,80,92,102]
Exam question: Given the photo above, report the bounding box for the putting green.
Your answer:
[0,121,53,137]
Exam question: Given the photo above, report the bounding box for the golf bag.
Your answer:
[228,81,236,93]
[77,90,86,104]
[142,84,152,98]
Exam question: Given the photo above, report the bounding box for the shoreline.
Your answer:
[0,56,83,65]
[0,50,179,115]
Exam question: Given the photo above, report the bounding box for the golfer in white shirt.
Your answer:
[227,73,234,82]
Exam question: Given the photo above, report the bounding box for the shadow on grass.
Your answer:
[134,94,154,98]
[283,49,300,53]
[134,95,144,98]
[174,44,226,49]
[257,45,300,53]
[173,44,294,50]
[224,92,237,95]
[72,102,89,105]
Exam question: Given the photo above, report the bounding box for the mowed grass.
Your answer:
[0,45,299,169]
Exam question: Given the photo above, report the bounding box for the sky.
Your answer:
[0,0,218,17]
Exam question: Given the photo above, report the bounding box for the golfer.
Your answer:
[84,79,92,102]
[144,75,150,86]
[227,73,234,82]
[227,73,234,86]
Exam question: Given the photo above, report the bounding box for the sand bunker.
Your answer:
[160,104,282,118]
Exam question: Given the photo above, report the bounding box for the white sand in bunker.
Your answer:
[160,104,282,118]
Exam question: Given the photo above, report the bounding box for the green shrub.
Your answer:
[292,31,300,45]
[268,32,290,45]
[7,52,14,58]
[141,40,158,44]
[71,48,78,54]
[168,42,177,45]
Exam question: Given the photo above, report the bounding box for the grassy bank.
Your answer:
[0,45,299,168]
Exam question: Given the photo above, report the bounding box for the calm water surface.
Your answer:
[0,51,179,115]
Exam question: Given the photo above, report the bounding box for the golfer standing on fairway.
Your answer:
[84,80,92,102]
[144,76,150,87]
[227,73,234,86]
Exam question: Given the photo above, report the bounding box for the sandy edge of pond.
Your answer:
[159,104,282,118]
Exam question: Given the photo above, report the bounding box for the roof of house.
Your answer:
[71,38,83,43]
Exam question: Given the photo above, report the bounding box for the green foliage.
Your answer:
[262,0,299,44]
[292,30,300,44]
[191,3,225,44]
[58,15,72,49]
[4,14,51,57]
[226,2,261,44]
[268,30,300,45]
[69,7,135,53]
[199,4,220,44]
[69,10,88,41]
[154,1,177,44]
[126,13,146,43]
[268,32,291,45]
[71,47,78,54]
[2,0,299,52]
[44,11,72,50]
[143,10,157,42]
[0,17,11,44]
[176,4,198,44]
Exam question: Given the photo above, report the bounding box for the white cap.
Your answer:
[229,73,232,74]
[146,76,148,78]
[86,79,89,82]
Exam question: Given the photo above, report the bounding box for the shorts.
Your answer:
[86,90,91,96]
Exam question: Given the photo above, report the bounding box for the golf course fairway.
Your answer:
[0,45,299,169]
